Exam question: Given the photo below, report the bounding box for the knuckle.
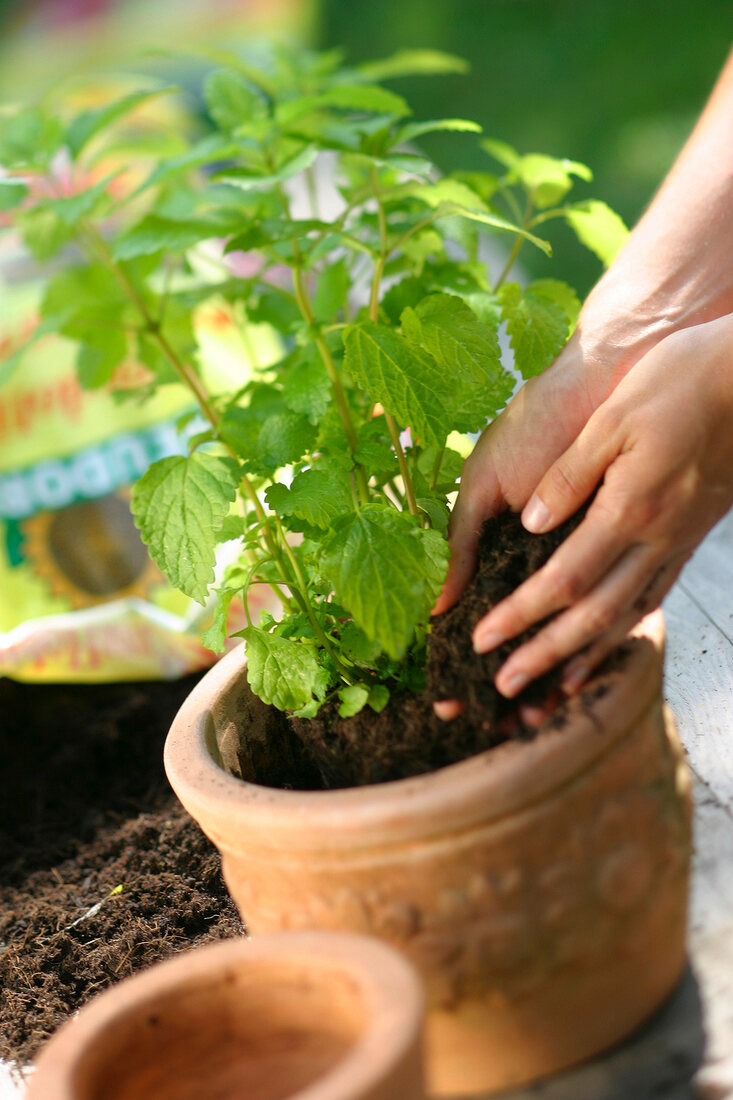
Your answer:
[583,600,616,636]
[543,562,586,607]
[588,494,630,537]
[546,460,582,504]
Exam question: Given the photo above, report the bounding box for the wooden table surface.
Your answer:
[2,513,732,1100]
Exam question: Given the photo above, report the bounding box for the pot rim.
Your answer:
[28,931,424,1100]
[164,612,665,851]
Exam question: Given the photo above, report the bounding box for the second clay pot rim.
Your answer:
[28,931,425,1100]
[164,612,665,852]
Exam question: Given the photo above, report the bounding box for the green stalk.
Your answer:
[272,515,355,683]
[370,169,419,519]
[493,195,534,291]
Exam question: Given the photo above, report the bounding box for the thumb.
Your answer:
[521,410,618,534]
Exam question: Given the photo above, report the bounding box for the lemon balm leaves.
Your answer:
[319,505,449,660]
[132,453,239,604]
[498,281,570,379]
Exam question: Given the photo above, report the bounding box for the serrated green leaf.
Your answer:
[201,587,237,653]
[281,352,331,423]
[131,452,239,604]
[514,153,592,208]
[338,621,382,666]
[218,145,319,191]
[401,293,511,426]
[75,329,127,389]
[277,85,410,126]
[218,515,246,542]
[368,684,390,713]
[402,178,488,211]
[416,495,450,534]
[256,412,314,472]
[402,293,499,381]
[437,203,552,256]
[0,108,63,168]
[131,134,239,198]
[529,278,581,332]
[344,322,452,446]
[393,117,481,147]
[204,69,267,132]
[241,626,327,712]
[225,217,326,253]
[498,282,568,379]
[402,229,443,269]
[265,466,352,529]
[356,49,469,81]
[338,683,370,718]
[564,200,629,266]
[66,87,176,158]
[381,276,426,324]
[319,504,449,658]
[312,258,349,322]
[0,179,28,210]
[354,419,399,480]
[113,211,239,260]
[417,445,465,488]
[16,206,74,260]
[480,137,520,170]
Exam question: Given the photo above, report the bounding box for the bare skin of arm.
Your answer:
[434,49,733,717]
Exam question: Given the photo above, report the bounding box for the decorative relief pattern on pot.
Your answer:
[222,744,690,1009]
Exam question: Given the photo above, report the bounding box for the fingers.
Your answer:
[433,699,464,721]
[473,494,632,653]
[521,407,619,534]
[494,546,689,697]
[560,554,689,694]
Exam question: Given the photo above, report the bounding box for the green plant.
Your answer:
[0,45,627,718]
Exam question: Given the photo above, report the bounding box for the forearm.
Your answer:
[578,48,733,373]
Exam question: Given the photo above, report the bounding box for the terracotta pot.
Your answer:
[164,610,692,1096]
[27,931,425,1100]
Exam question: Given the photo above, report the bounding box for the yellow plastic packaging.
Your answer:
[0,267,279,682]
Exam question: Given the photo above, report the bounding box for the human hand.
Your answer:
[470,313,733,700]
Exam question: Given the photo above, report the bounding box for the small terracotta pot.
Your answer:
[27,931,425,1100]
[165,611,692,1096]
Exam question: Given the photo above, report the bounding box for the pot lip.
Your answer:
[165,611,666,851]
[28,931,424,1100]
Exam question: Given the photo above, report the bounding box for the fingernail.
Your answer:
[434,700,463,722]
[562,664,589,695]
[497,670,528,698]
[522,496,551,534]
[472,628,505,654]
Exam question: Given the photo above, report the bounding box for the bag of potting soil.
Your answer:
[0,255,280,683]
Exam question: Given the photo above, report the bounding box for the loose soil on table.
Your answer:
[288,508,611,788]
[0,675,243,1068]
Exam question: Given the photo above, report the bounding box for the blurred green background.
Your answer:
[0,0,730,295]
[320,0,732,294]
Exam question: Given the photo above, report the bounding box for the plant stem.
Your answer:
[494,195,534,291]
[385,413,419,517]
[429,444,446,490]
[272,515,354,682]
[370,169,419,519]
[291,264,370,504]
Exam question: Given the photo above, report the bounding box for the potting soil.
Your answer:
[0,674,242,1067]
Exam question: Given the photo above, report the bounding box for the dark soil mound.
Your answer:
[0,675,242,1067]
